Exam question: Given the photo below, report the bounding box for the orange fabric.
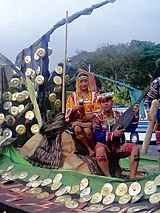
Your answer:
[66,91,98,113]
[66,70,99,115]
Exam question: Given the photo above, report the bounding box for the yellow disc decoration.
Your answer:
[24,55,31,64]
[31,124,40,134]
[54,65,63,75]
[49,93,57,103]
[16,124,26,135]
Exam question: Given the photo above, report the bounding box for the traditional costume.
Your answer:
[65,72,98,124]
[64,71,103,174]
[92,92,140,177]
[65,72,99,154]
[145,77,160,151]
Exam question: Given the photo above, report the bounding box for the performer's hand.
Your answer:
[133,104,139,114]
[74,104,84,112]
[85,112,94,121]
[132,104,139,118]
[113,126,125,137]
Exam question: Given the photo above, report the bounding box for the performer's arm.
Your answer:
[145,79,159,113]
[65,94,75,122]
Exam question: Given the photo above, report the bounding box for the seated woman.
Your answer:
[92,92,140,179]
[65,71,99,156]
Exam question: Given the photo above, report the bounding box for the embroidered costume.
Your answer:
[91,92,140,178]
[65,71,99,157]
[145,77,160,151]
[66,90,97,125]
[92,109,139,160]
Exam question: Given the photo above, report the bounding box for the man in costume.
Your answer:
[92,92,140,179]
[65,71,99,156]
[145,78,160,152]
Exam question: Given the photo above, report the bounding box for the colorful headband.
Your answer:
[97,92,114,101]
[76,72,89,80]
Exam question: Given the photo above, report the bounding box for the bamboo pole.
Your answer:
[62,11,68,113]
[141,99,159,153]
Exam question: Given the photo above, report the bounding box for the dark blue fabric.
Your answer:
[93,126,106,143]
[125,122,138,133]
[157,108,160,122]
[15,35,50,118]
[15,35,50,79]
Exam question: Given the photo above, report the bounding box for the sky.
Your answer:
[0,0,160,69]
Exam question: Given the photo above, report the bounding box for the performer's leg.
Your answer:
[128,145,140,179]
[74,126,94,156]
[121,143,140,179]
[95,144,111,176]
[83,127,95,153]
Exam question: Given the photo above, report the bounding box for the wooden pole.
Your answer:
[62,11,68,113]
[142,99,159,153]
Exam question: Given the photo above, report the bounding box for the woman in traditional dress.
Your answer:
[65,71,99,156]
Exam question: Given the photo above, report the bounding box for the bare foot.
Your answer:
[136,171,145,177]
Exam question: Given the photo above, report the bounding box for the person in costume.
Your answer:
[145,59,160,152]
[65,71,99,156]
[92,92,140,179]
[145,79,160,152]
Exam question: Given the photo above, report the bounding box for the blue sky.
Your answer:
[0,0,160,68]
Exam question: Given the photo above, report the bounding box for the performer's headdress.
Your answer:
[76,72,89,80]
[76,71,91,94]
[97,92,114,103]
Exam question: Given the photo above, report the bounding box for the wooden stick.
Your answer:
[62,11,68,113]
[142,99,159,153]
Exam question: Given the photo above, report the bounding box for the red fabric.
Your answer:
[95,143,107,151]
[94,142,135,160]
[155,131,160,145]
[110,143,121,153]
[120,143,136,154]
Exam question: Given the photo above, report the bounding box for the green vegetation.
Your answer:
[71,40,160,104]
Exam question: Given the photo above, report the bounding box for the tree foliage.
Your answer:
[72,40,160,91]
[69,40,160,105]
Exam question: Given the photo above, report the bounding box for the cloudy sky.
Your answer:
[0,0,160,69]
